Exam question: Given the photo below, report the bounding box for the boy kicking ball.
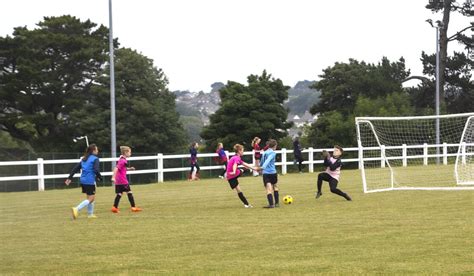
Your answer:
[316,145,352,201]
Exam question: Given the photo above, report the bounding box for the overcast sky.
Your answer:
[1,0,471,92]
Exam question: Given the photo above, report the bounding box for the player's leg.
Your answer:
[273,182,280,207]
[264,174,275,208]
[328,178,351,201]
[86,194,96,218]
[234,184,251,207]
[112,185,122,213]
[316,173,330,198]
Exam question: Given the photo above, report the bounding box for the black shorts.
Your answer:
[115,184,131,194]
[263,174,278,186]
[228,176,240,190]
[81,184,96,195]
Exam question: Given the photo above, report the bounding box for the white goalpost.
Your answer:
[356,113,474,193]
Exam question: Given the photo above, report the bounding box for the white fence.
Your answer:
[0,143,471,191]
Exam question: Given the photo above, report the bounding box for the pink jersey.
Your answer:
[325,156,341,181]
[226,155,243,180]
[114,156,129,185]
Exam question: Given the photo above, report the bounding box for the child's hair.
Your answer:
[120,146,131,155]
[217,142,223,148]
[268,139,277,148]
[251,137,260,147]
[191,142,198,148]
[334,145,344,154]
[233,144,244,153]
[82,144,98,161]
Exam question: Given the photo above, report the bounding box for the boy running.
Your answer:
[259,139,279,208]
[316,145,352,201]
[226,144,257,208]
[111,146,142,213]
[216,143,228,179]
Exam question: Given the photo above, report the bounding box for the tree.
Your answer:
[0,15,109,152]
[424,0,473,109]
[70,48,186,154]
[0,16,186,154]
[306,57,412,147]
[201,71,292,149]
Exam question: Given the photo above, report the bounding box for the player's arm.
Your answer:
[93,159,103,182]
[111,167,118,183]
[328,159,342,171]
[229,162,238,176]
[241,161,258,171]
[65,161,81,185]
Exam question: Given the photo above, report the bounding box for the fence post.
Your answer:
[281,148,287,175]
[37,158,45,191]
[423,143,428,165]
[443,143,448,165]
[157,153,164,183]
[308,147,314,173]
[462,142,467,165]
[402,144,407,167]
[380,145,386,168]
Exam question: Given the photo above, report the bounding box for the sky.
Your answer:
[1,0,471,92]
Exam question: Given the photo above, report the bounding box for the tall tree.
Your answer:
[0,15,109,151]
[70,48,186,154]
[307,57,412,147]
[425,0,473,108]
[201,71,292,149]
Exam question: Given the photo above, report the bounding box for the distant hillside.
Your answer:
[285,80,320,116]
[173,80,320,142]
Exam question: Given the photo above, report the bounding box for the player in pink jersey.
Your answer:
[316,145,352,201]
[111,146,143,213]
[226,144,258,208]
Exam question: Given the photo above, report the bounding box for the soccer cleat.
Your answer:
[345,194,352,201]
[87,214,98,219]
[218,175,224,179]
[274,203,280,208]
[244,204,253,208]
[111,206,120,213]
[315,192,322,199]
[131,207,143,212]
[263,205,275,208]
[71,207,78,220]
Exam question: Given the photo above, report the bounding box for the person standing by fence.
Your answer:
[189,142,200,181]
[293,136,304,173]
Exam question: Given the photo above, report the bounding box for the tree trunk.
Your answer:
[439,0,452,110]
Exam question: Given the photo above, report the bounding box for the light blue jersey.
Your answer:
[260,148,277,174]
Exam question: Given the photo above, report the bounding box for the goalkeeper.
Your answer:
[316,145,352,201]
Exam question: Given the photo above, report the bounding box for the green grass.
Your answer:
[1,170,473,274]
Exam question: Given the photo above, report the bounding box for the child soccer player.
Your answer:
[252,137,262,176]
[189,142,200,181]
[226,144,258,208]
[259,139,279,208]
[216,143,228,179]
[65,144,103,219]
[111,146,142,213]
[316,145,352,201]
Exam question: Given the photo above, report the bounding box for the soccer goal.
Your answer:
[356,113,474,193]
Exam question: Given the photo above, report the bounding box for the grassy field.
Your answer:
[1,169,473,275]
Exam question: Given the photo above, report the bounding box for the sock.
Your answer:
[114,194,122,208]
[237,192,249,205]
[267,194,274,206]
[274,191,279,205]
[127,193,136,207]
[77,199,90,211]
[87,202,95,215]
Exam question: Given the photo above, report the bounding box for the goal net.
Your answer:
[356,113,474,193]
